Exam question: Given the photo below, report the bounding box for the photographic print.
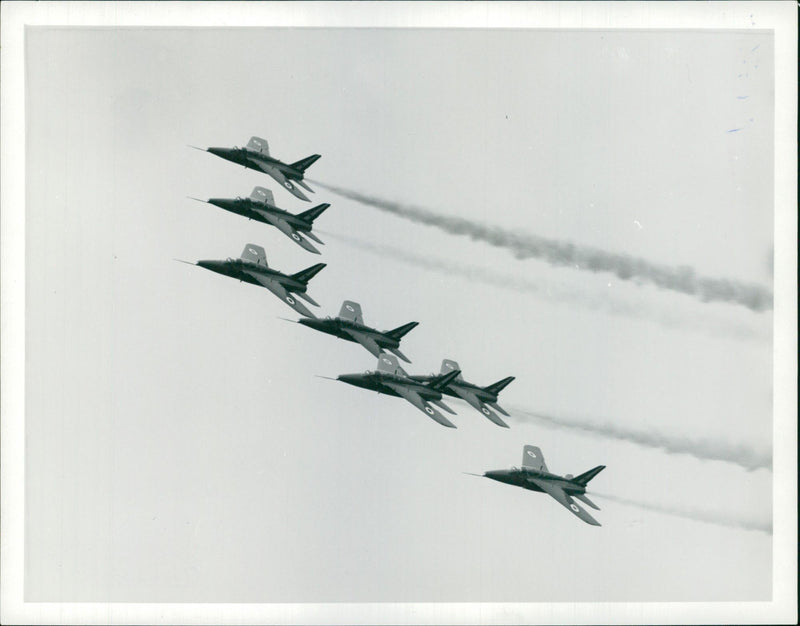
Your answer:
[2,2,796,624]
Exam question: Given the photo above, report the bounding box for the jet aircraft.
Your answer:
[192,244,325,318]
[199,136,320,202]
[479,445,605,526]
[193,186,329,254]
[417,360,514,427]
[296,300,418,362]
[336,354,462,428]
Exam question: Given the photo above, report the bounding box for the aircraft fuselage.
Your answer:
[207,147,303,179]
[196,258,307,292]
[484,468,586,496]
[207,197,312,231]
[297,318,399,349]
[337,371,442,400]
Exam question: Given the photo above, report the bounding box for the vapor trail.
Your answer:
[313,181,773,312]
[509,407,772,472]
[322,231,770,343]
[590,492,772,534]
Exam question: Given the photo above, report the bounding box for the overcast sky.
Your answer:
[24,27,773,603]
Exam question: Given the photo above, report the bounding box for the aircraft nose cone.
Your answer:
[298,318,323,330]
[197,259,224,273]
[484,470,512,484]
[208,198,236,211]
[207,147,239,162]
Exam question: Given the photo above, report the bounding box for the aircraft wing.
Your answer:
[241,270,317,319]
[255,210,320,254]
[450,387,509,428]
[384,382,457,428]
[256,163,310,202]
[527,476,601,526]
[343,329,383,359]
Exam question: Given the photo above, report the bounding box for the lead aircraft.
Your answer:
[199,136,321,202]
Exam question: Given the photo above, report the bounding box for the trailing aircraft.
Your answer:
[477,445,605,526]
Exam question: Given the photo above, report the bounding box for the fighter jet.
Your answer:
[478,445,605,526]
[191,244,325,318]
[336,354,462,428]
[198,136,320,202]
[192,187,329,254]
[419,359,514,428]
[296,300,418,363]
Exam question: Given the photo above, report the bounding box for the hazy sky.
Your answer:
[25,27,773,602]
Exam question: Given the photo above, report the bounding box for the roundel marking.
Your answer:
[425,407,434,415]
[527,450,537,458]
[291,233,301,241]
[382,357,392,365]
[248,248,258,255]
[482,407,491,415]
[286,296,295,304]
[570,503,580,512]
[284,181,293,189]
[345,304,355,312]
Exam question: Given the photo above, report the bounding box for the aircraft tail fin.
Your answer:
[290,263,326,285]
[296,203,330,224]
[386,321,419,340]
[428,368,461,392]
[572,465,605,486]
[290,154,321,173]
[484,376,515,396]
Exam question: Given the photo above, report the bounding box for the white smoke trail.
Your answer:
[313,181,773,313]
[509,407,772,472]
[322,231,770,343]
[590,492,772,534]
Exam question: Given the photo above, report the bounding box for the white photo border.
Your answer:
[2,2,796,624]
